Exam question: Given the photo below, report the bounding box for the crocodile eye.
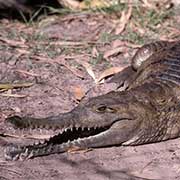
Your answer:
[96,105,107,112]
[96,105,116,113]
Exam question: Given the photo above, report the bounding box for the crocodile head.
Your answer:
[4,90,146,160]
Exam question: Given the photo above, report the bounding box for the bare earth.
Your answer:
[0,11,180,180]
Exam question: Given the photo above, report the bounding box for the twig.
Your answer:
[0,93,27,98]
[0,83,33,90]
[0,37,27,48]
[115,3,132,35]
[15,70,40,77]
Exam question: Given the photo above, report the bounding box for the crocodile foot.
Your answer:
[107,66,136,90]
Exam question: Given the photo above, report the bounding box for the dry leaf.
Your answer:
[103,46,126,59]
[47,41,97,47]
[73,86,85,101]
[160,27,180,40]
[112,39,125,48]
[0,36,27,48]
[58,0,118,10]
[11,106,21,113]
[56,57,84,79]
[97,66,126,83]
[57,0,80,10]
[15,70,40,77]
[115,4,132,35]
[0,93,27,98]
[0,82,33,90]
[80,0,110,9]
[112,39,141,49]
[104,39,141,60]
[76,60,97,82]
[129,22,145,36]
[92,47,99,58]
[141,0,156,9]
[32,55,85,79]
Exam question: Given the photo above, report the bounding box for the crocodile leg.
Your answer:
[107,66,136,90]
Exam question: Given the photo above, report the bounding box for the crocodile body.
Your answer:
[4,40,180,160]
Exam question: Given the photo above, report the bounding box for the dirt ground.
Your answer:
[0,5,180,180]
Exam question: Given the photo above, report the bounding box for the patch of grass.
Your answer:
[132,6,174,31]
[47,6,74,15]
[29,41,62,59]
[19,7,46,25]
[99,32,113,44]
[125,27,145,45]
[99,30,144,45]
[46,45,62,58]
[93,2,126,15]
[46,1,126,17]
[89,52,110,67]
[22,32,62,59]
[115,5,175,44]
[6,29,19,40]
[99,32,128,44]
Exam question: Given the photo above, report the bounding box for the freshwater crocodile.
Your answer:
[4,40,180,160]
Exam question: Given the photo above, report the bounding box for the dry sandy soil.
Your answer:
[0,7,180,180]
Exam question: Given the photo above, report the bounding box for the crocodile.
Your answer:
[3,40,180,160]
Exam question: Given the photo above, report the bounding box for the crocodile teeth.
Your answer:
[40,139,45,144]
[77,138,81,142]
[34,141,40,145]
[19,148,29,161]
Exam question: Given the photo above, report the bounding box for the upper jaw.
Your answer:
[2,109,111,137]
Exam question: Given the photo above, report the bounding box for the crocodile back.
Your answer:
[129,41,180,89]
[131,41,171,70]
[123,40,180,145]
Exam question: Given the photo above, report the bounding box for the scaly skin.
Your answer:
[4,40,180,160]
[108,41,175,89]
[131,41,172,70]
